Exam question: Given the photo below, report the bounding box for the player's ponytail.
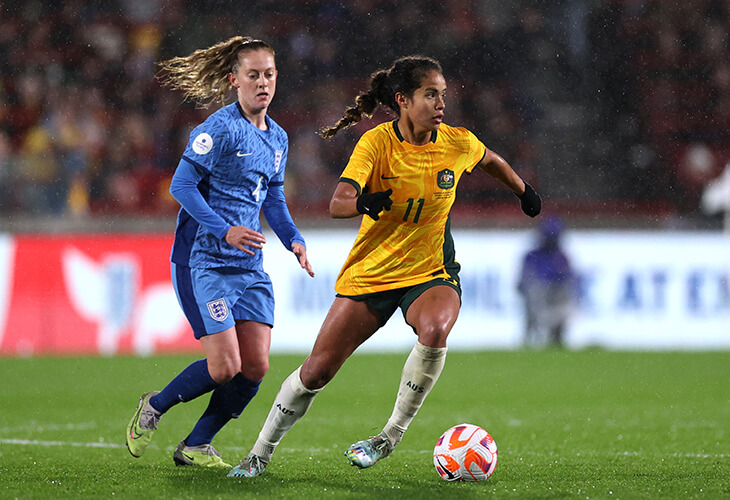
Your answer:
[319,70,385,139]
[157,36,275,108]
[319,56,442,139]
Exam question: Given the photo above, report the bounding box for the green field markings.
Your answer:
[2,438,727,460]
[0,351,727,499]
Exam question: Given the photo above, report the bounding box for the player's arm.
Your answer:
[170,159,265,255]
[329,181,359,218]
[330,180,392,221]
[262,183,314,277]
[332,131,392,220]
[170,159,231,238]
[477,148,525,194]
[477,149,541,217]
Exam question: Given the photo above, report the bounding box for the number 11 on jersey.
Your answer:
[403,198,425,223]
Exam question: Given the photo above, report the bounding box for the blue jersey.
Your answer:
[170,102,304,270]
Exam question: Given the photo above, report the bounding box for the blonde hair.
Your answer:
[157,36,275,108]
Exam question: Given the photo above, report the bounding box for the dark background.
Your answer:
[1,0,728,230]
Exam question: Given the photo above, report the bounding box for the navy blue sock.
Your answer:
[184,373,260,447]
[149,359,218,414]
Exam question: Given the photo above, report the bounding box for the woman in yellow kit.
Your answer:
[228,55,541,477]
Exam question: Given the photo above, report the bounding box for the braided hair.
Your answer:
[157,36,275,108]
[319,56,442,139]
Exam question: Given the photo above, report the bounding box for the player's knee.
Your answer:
[241,358,269,382]
[416,318,452,348]
[208,358,241,384]
[300,357,335,390]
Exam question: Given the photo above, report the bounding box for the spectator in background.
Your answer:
[517,216,575,348]
[0,129,19,213]
[0,2,540,218]
[2,1,729,221]
[701,162,730,233]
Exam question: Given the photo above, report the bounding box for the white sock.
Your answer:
[383,341,447,447]
[249,366,321,462]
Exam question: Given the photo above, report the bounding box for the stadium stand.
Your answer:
[0,0,728,229]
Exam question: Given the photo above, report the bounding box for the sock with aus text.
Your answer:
[249,366,321,462]
[382,341,447,447]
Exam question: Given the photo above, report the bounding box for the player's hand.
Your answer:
[225,226,266,256]
[356,188,393,221]
[516,182,541,218]
[291,242,314,277]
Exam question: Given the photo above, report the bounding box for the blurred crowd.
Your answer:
[0,0,728,222]
[587,0,730,215]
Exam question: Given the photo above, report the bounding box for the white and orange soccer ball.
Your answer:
[433,423,498,482]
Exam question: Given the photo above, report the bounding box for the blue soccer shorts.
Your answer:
[171,263,275,339]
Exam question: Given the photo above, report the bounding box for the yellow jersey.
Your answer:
[335,120,487,295]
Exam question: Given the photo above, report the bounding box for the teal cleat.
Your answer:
[345,432,393,469]
[227,454,268,478]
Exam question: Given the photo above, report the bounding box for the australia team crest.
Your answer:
[437,169,455,189]
[207,298,229,322]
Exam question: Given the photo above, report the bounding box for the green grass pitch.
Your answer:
[0,350,727,499]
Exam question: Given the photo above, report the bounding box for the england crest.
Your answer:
[207,298,229,322]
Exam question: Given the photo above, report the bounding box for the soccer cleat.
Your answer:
[345,432,394,469]
[227,454,268,478]
[173,440,232,468]
[126,391,161,458]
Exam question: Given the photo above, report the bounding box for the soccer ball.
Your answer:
[433,423,498,482]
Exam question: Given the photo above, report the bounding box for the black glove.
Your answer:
[516,182,541,218]
[356,188,393,221]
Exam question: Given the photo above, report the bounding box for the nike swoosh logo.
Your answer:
[380,175,398,180]
[435,455,458,480]
[237,151,253,157]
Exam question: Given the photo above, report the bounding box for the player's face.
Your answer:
[230,49,277,115]
[401,70,447,132]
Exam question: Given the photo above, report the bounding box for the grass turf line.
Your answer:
[0,351,727,499]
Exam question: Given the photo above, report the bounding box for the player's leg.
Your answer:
[175,321,268,469]
[229,298,381,477]
[300,296,384,389]
[173,321,262,468]
[126,264,234,459]
[347,284,459,469]
[177,273,275,467]
[126,327,237,462]
[390,284,459,437]
[126,338,228,459]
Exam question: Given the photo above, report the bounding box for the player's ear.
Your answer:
[228,72,239,88]
[395,91,408,110]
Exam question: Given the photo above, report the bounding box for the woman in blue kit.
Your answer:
[125,36,314,468]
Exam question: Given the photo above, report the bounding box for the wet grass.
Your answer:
[1,350,728,498]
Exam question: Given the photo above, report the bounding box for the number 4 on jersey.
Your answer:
[252,176,263,202]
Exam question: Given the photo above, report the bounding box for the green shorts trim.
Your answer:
[336,270,461,331]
